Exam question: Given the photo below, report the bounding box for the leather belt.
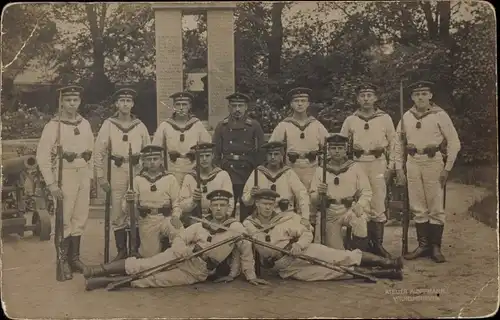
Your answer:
[407,145,440,158]
[138,207,171,218]
[287,151,318,163]
[111,154,140,167]
[62,150,92,163]
[168,151,194,163]
[353,147,385,159]
[325,196,355,209]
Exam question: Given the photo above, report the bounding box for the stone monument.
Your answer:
[153,2,236,129]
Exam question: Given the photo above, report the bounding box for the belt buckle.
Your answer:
[233,154,240,160]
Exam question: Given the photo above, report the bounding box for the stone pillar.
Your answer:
[154,8,183,125]
[207,9,235,128]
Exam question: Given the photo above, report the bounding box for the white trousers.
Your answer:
[167,158,195,185]
[126,249,208,288]
[138,215,184,258]
[274,243,362,281]
[110,165,137,231]
[357,159,387,222]
[289,159,317,190]
[314,207,368,249]
[406,155,445,225]
[58,167,91,238]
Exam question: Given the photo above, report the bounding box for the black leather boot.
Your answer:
[83,259,127,279]
[112,229,128,262]
[85,276,130,291]
[360,252,404,269]
[370,221,393,259]
[404,222,431,260]
[350,236,370,252]
[428,224,446,263]
[61,237,73,280]
[69,236,86,273]
[127,227,142,258]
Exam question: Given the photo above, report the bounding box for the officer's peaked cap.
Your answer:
[226,92,251,103]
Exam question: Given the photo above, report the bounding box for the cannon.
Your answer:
[2,155,52,241]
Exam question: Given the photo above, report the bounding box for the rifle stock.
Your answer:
[104,138,112,263]
[400,80,410,256]
[128,143,138,257]
[320,138,328,245]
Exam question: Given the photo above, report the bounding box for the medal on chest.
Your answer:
[265,234,271,242]
[364,122,369,130]
[270,184,277,191]
[122,134,128,142]
[74,127,80,135]
[179,133,185,142]
[150,184,157,192]
[202,184,208,193]
[416,121,422,129]
[300,131,305,139]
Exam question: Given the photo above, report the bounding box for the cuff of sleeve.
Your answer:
[444,162,454,172]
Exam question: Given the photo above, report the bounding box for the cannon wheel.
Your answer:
[32,209,52,241]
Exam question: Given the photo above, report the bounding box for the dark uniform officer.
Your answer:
[212,92,265,222]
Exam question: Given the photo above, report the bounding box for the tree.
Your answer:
[1,3,56,112]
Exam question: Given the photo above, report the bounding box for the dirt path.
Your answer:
[1,182,497,318]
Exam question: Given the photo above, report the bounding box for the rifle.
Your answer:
[320,137,328,245]
[192,216,379,284]
[55,89,65,281]
[128,143,139,257]
[103,137,112,263]
[194,141,202,218]
[253,136,260,276]
[162,134,168,171]
[399,80,410,256]
[254,137,259,187]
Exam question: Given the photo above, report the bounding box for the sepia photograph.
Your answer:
[1,1,498,318]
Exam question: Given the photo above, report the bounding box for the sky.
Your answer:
[14,1,480,84]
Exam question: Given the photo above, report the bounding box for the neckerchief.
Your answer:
[256,165,291,183]
[51,114,83,126]
[326,160,355,175]
[282,116,317,132]
[107,113,142,133]
[187,167,223,185]
[138,170,170,184]
[202,216,238,234]
[247,211,283,232]
[353,109,386,122]
[165,116,200,133]
[408,103,444,120]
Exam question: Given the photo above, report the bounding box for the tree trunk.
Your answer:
[437,1,451,42]
[267,2,285,79]
[420,1,438,40]
[85,4,111,104]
